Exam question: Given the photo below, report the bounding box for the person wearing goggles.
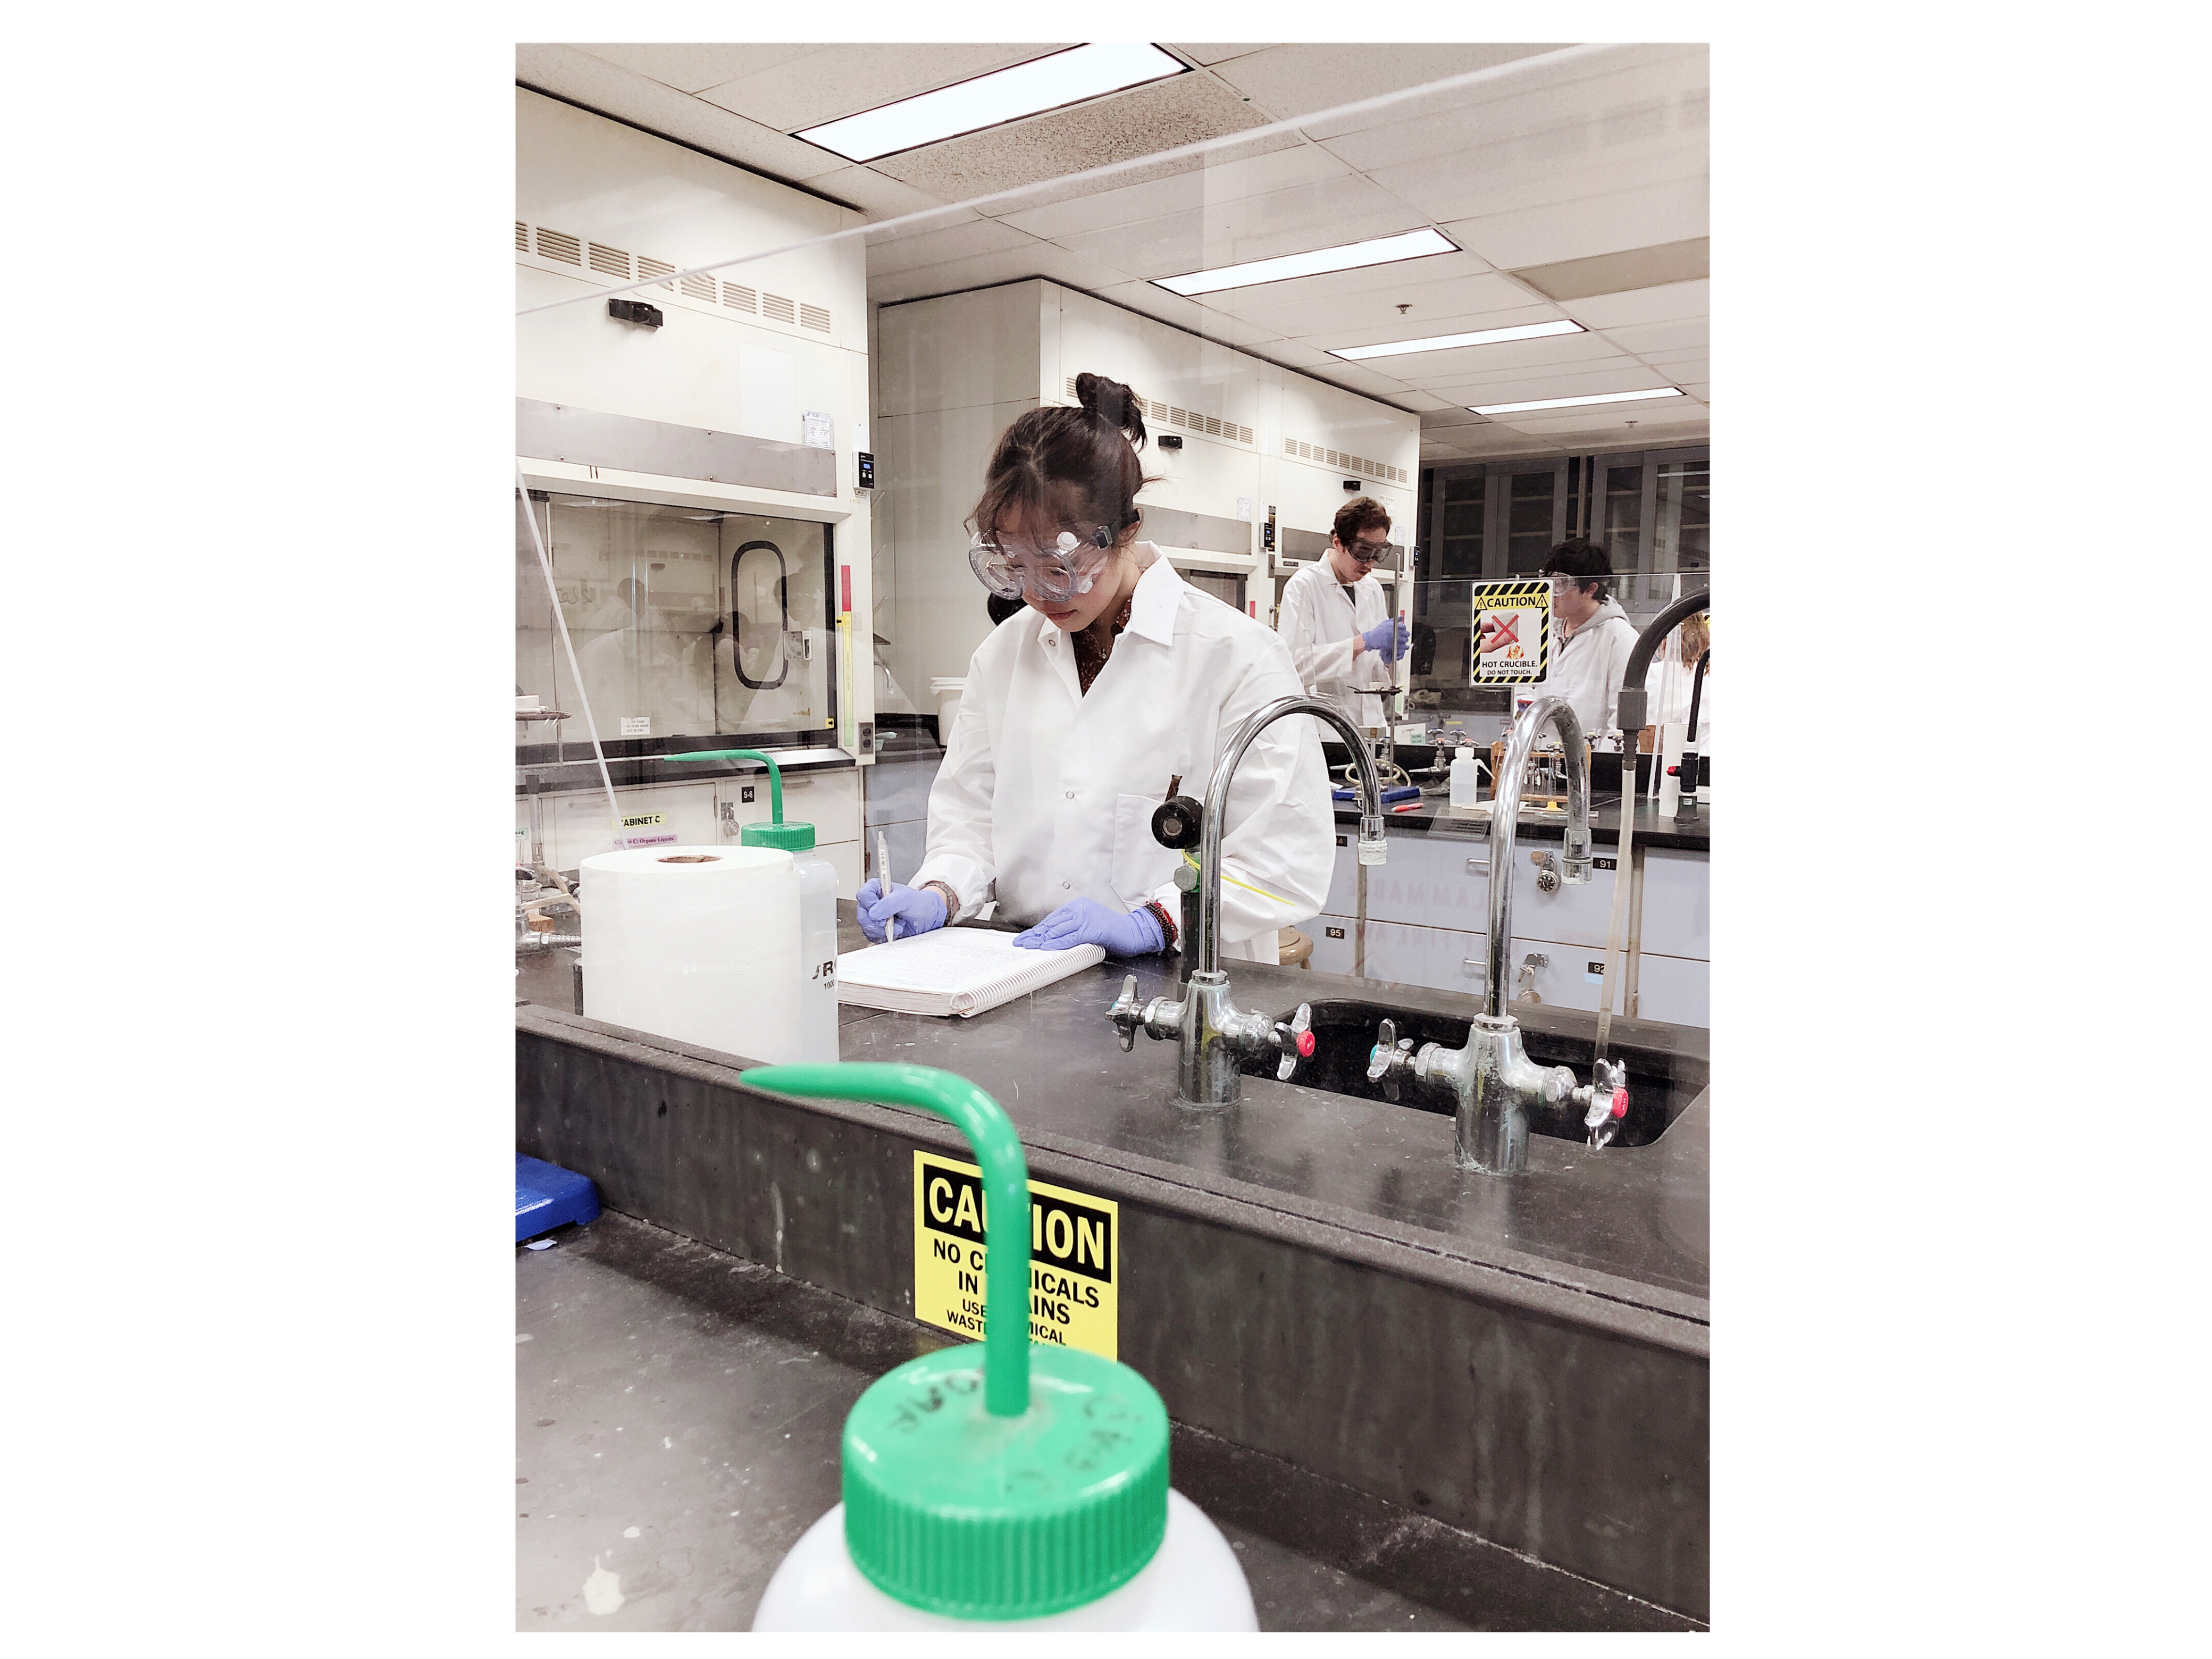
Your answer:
[1528,537,1639,748]
[1273,495,1407,732]
[854,371,1335,965]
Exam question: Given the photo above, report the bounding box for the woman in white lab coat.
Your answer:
[853,372,1336,963]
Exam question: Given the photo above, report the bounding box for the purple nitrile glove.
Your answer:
[856,878,948,943]
[1361,616,1409,661]
[1010,895,1164,957]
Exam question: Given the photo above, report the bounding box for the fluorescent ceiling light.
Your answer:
[1330,319,1584,361]
[1471,387,1686,416]
[794,44,1185,162]
[1154,227,1458,297]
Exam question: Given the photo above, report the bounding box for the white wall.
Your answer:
[874,278,1421,697]
[515,88,878,794]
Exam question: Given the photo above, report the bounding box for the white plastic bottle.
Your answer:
[744,1062,1259,1632]
[1449,744,1480,808]
[741,817,839,1063]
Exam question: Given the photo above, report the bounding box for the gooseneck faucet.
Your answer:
[1366,695,1628,1172]
[1109,696,1389,1110]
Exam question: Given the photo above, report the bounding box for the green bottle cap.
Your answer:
[742,1062,1170,1620]
[739,820,816,852]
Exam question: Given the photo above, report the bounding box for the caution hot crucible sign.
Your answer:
[911,1151,1118,1362]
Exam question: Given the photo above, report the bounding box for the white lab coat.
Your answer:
[1526,596,1639,740]
[913,550,1335,961]
[1275,558,1396,730]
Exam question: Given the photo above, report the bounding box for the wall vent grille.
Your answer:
[1284,434,1404,483]
[1059,381,1253,445]
[516,223,840,337]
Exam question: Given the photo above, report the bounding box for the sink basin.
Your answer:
[1261,997,1702,1147]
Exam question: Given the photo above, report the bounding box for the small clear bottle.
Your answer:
[1449,744,1480,808]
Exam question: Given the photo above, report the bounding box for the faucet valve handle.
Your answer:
[1576,1059,1630,1146]
[1107,974,1143,1053]
[1272,1003,1316,1080]
[1366,1017,1415,1101]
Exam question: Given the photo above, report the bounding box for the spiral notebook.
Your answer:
[834,927,1105,1018]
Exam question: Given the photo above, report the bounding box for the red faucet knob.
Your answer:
[1610,1088,1629,1119]
[1297,1029,1316,1058]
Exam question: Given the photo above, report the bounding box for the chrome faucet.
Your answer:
[1365,695,1629,1171]
[1109,696,1388,1110]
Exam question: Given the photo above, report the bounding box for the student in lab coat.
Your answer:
[853,372,1335,963]
[1523,538,1640,744]
[1273,496,1407,730]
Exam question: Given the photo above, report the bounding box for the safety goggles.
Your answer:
[968,524,1116,603]
[1344,537,1393,566]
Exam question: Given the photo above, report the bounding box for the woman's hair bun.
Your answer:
[1074,371,1146,448]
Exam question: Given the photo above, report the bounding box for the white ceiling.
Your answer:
[517,42,1710,463]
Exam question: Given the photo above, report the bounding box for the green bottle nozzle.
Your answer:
[742,1062,1030,1417]
[666,746,783,824]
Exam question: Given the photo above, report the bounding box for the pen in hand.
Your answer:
[876,831,896,943]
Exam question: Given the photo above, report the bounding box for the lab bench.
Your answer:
[1317,798,1711,1024]
[516,906,1710,1626]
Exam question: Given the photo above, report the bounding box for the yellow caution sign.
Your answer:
[912,1150,1117,1361]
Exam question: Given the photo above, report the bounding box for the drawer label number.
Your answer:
[1324,925,1346,940]
[914,1152,1118,1362]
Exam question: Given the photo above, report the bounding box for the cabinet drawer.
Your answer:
[1362,919,1491,998]
[1363,836,1494,931]
[1633,952,1708,1027]
[1304,915,1360,977]
[1639,849,1708,961]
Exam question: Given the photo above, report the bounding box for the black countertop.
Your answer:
[518,908,1709,1332]
[1335,793,1710,853]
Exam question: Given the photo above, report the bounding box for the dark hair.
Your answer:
[967,371,1152,547]
[1332,495,1392,548]
[985,591,1027,627]
[1541,537,1613,601]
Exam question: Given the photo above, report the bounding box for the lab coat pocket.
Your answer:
[1109,792,1180,910]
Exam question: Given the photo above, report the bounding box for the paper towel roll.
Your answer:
[580,843,802,1064]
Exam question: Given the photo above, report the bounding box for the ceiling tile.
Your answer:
[1307,45,1702,155]
[1558,277,1708,331]
[1211,43,1574,122]
[1048,174,1421,281]
[803,165,956,219]
[1492,406,1708,437]
[994,144,1350,241]
[1442,173,1707,271]
[1395,390,1460,413]
[569,44,831,96]
[698,44,1072,133]
[1192,248,1499,323]
[870,71,1275,202]
[1368,139,1704,228]
[1593,316,1707,355]
[866,216,1041,277]
[1253,279,1552,343]
[1377,330,1627,384]
[517,45,851,182]
[1443,365,1677,408]
[1636,348,1708,372]
[1520,241,1706,302]
[870,242,1138,308]
[1168,45,1277,66]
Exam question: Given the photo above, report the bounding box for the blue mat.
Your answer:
[516,1153,600,1242]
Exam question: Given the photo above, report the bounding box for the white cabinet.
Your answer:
[517,768,863,891]
[1312,831,1709,1027]
[1363,919,1491,998]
